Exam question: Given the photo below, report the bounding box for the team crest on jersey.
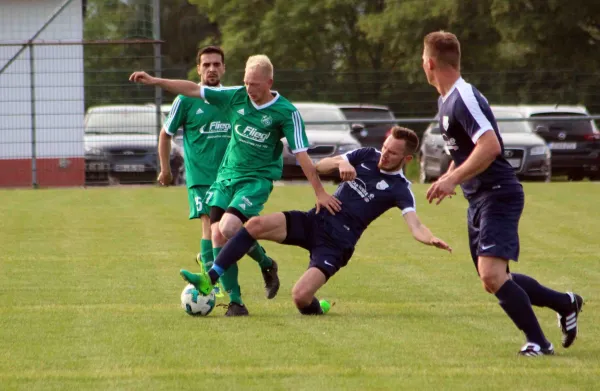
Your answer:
[442,115,449,131]
[261,115,273,127]
[376,180,389,190]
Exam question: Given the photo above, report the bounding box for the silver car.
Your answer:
[420,107,551,183]
[84,105,184,185]
[282,103,362,180]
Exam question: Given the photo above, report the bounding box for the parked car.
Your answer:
[84,105,184,185]
[419,107,551,183]
[282,103,362,180]
[336,104,398,148]
[509,105,600,181]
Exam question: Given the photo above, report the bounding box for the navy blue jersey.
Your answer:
[438,77,519,199]
[316,147,416,246]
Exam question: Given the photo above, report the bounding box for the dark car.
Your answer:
[84,105,184,185]
[419,107,551,183]
[336,104,397,148]
[514,105,600,181]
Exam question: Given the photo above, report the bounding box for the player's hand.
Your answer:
[157,170,173,186]
[315,191,342,215]
[338,160,356,182]
[426,176,457,205]
[129,71,157,85]
[430,237,452,253]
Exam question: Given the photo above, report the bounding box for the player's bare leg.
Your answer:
[292,268,331,315]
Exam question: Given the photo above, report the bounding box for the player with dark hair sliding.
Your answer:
[181,126,452,314]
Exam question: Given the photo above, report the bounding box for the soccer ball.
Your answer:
[180,284,216,316]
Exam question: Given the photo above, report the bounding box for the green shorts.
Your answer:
[187,185,212,219]
[206,177,273,218]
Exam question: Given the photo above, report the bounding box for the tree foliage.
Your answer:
[84,0,600,117]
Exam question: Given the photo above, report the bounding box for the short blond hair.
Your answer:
[245,54,274,79]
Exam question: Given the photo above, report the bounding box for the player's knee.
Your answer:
[479,272,503,293]
[211,225,226,246]
[292,285,313,308]
[245,217,265,237]
[219,220,240,239]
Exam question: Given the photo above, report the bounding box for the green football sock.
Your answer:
[247,244,273,269]
[200,239,214,269]
[214,247,243,305]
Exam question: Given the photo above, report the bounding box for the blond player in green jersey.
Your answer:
[156,47,277,316]
[132,55,341,315]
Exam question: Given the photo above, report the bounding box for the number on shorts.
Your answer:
[205,191,214,205]
[194,196,203,213]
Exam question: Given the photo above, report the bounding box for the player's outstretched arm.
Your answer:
[296,151,342,215]
[403,211,452,252]
[129,71,202,98]
[157,128,173,186]
[316,156,356,181]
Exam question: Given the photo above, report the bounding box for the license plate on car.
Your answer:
[507,158,521,169]
[548,142,577,150]
[114,164,145,172]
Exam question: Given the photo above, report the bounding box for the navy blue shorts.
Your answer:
[282,210,355,280]
[467,187,524,271]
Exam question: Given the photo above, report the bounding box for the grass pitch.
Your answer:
[0,183,598,390]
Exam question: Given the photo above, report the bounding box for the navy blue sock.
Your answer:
[298,297,323,315]
[211,228,257,283]
[512,273,572,314]
[495,279,549,347]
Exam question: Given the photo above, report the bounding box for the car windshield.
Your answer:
[493,112,530,133]
[529,112,595,134]
[297,108,349,131]
[339,108,395,121]
[85,111,159,135]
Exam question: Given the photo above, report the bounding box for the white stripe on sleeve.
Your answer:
[164,96,181,131]
[456,82,493,143]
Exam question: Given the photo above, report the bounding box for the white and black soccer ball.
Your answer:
[180,284,216,316]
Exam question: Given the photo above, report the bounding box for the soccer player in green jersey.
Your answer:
[156,47,278,316]
[131,55,341,315]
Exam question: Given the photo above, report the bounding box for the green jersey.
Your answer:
[201,86,309,181]
[164,94,231,187]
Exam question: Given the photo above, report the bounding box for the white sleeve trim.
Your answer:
[200,85,206,99]
[455,81,493,143]
[401,207,416,215]
[164,127,176,136]
[342,149,361,161]
[471,127,492,143]
[291,110,307,150]
[164,96,182,131]
[291,147,309,154]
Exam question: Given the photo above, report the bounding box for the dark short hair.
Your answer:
[390,126,419,155]
[423,31,461,70]
[196,46,225,65]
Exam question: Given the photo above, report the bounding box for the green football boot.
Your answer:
[319,300,333,314]
[180,269,213,296]
[194,254,224,298]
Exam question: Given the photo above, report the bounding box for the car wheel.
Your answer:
[568,173,585,181]
[419,155,431,184]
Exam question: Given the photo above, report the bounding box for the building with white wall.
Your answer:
[0,0,84,187]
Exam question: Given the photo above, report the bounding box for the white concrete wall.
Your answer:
[0,0,84,159]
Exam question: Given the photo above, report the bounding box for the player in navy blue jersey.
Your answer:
[181,126,452,314]
[422,31,583,356]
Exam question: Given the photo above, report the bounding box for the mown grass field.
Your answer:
[0,183,598,390]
